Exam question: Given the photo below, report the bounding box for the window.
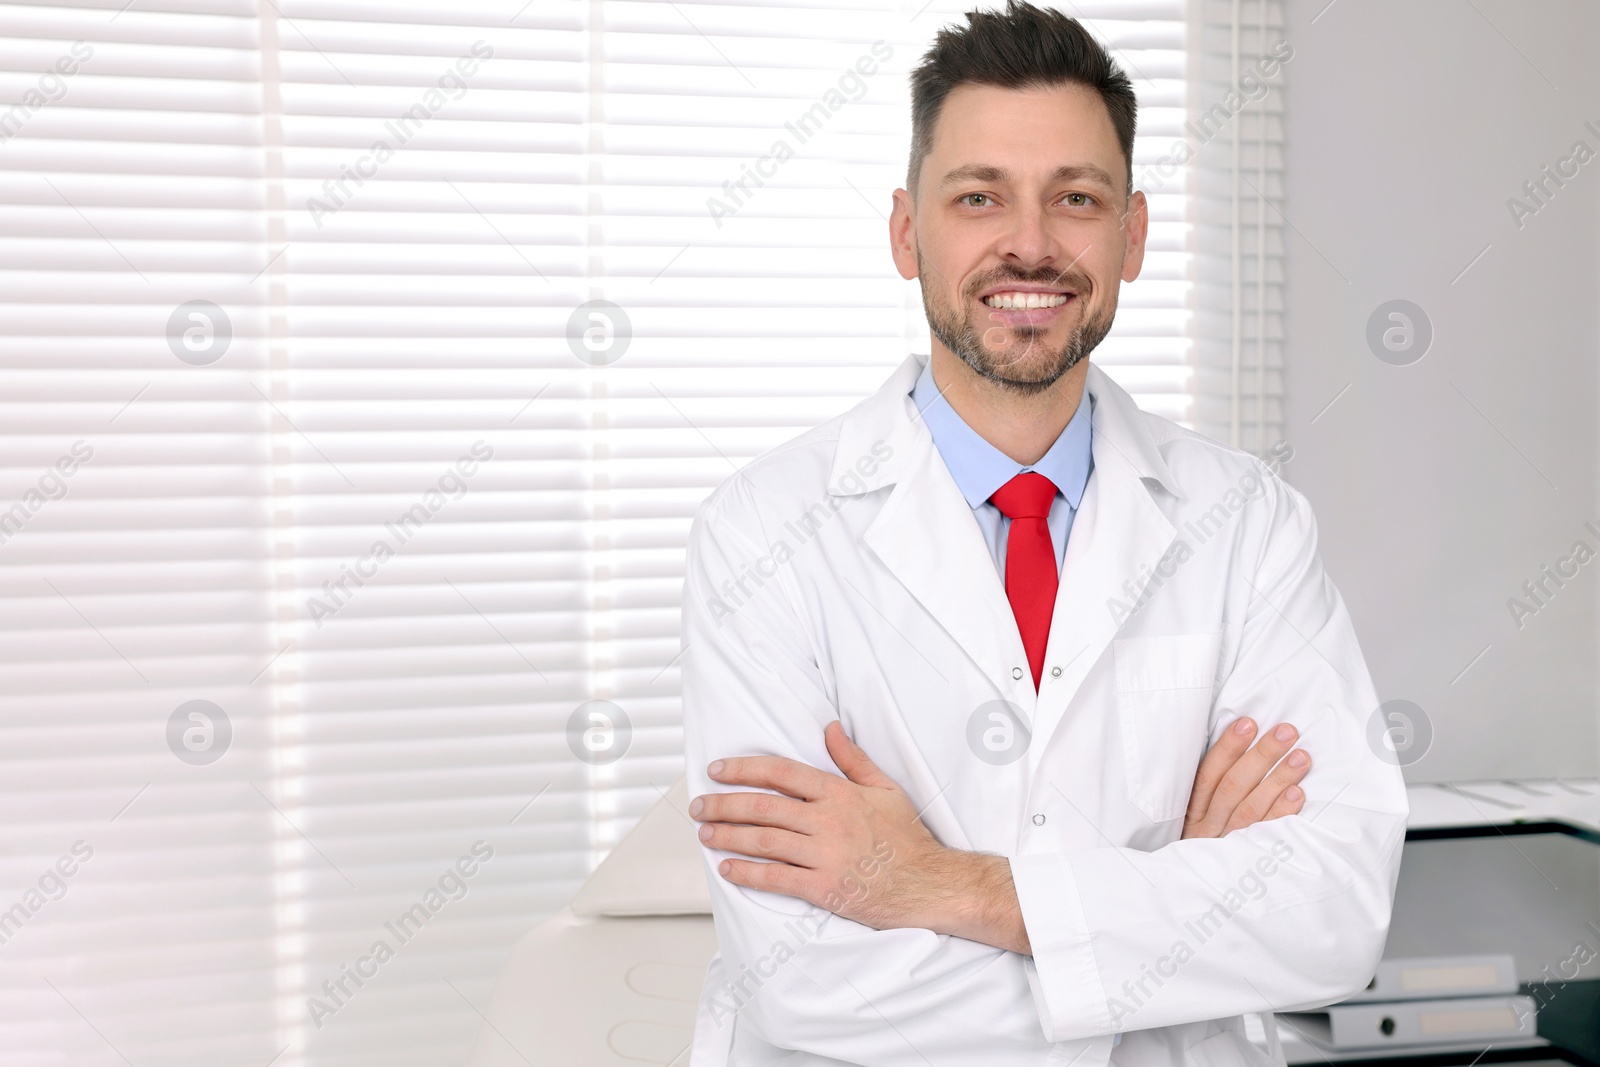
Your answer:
[0,0,1283,1062]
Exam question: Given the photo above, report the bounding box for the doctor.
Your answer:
[679,2,1409,1064]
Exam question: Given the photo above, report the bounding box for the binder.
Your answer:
[1341,955,1518,1004]
[1281,995,1537,1050]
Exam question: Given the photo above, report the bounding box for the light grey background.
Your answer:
[1387,833,1600,981]
[1282,0,1600,781]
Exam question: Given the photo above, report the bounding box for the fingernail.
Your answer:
[688,797,704,818]
[1288,750,1308,768]
[1274,724,1295,742]
[1286,786,1303,802]
[1233,717,1254,735]
[719,859,732,876]
[699,823,714,840]
[708,760,724,776]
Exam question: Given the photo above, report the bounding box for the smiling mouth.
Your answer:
[980,291,1074,309]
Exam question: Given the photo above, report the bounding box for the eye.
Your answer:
[959,193,991,207]
[1063,192,1094,207]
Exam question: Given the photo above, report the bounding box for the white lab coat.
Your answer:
[680,351,1408,1067]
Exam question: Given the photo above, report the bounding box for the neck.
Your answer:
[927,347,1089,467]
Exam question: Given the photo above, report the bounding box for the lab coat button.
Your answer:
[1032,813,1045,826]
[1012,666,1023,680]
[1050,666,1062,678]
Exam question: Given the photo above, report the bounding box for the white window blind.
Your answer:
[1191,0,1288,453]
[0,1,1284,1063]
[0,3,283,1065]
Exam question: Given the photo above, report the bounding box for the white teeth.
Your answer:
[983,291,1069,309]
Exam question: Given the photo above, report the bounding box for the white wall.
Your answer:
[1281,0,1600,781]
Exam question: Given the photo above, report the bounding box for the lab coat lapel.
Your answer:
[1025,363,1181,769]
[831,356,1185,751]
[862,428,1029,698]
[832,353,1030,706]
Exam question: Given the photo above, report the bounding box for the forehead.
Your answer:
[925,82,1123,191]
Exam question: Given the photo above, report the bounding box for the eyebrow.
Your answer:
[938,162,1119,192]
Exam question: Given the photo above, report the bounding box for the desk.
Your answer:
[1275,779,1600,1067]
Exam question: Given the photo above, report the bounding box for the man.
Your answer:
[679,2,1408,1064]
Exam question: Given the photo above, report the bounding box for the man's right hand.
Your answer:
[1181,717,1310,839]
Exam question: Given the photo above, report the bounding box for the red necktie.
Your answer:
[990,472,1059,690]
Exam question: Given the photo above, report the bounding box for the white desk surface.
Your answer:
[1404,778,1600,835]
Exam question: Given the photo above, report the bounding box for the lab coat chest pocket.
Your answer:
[1114,631,1222,823]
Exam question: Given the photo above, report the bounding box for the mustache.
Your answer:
[972,267,1093,297]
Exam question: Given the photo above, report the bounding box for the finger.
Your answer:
[1195,722,1300,837]
[1223,749,1311,834]
[700,821,818,867]
[824,720,894,789]
[690,789,814,832]
[1260,784,1305,823]
[1230,782,1305,834]
[718,856,816,903]
[708,755,835,801]
[1186,717,1256,824]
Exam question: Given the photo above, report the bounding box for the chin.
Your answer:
[975,329,1078,378]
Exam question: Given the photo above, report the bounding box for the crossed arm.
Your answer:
[681,476,1407,1057]
[690,715,1314,955]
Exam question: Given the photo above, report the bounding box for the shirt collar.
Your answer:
[909,356,1094,511]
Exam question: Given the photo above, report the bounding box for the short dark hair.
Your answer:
[906,0,1137,200]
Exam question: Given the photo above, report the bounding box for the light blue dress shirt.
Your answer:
[909,357,1094,580]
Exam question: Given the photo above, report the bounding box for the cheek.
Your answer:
[1085,244,1131,289]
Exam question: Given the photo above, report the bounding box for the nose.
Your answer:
[996,196,1056,267]
[988,203,1089,295]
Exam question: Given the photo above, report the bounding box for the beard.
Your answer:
[918,249,1115,396]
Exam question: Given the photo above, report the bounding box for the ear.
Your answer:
[1120,189,1149,284]
[889,187,919,282]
